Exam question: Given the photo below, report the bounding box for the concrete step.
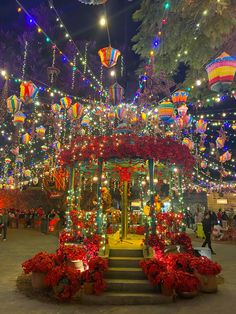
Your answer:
[106,278,155,293]
[105,267,147,280]
[109,248,143,258]
[81,292,173,305]
[109,256,142,268]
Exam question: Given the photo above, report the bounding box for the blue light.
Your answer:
[62,56,67,63]
[153,38,160,48]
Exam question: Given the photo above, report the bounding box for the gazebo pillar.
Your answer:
[66,163,76,229]
[148,159,156,235]
[75,162,81,211]
[121,180,129,240]
[96,157,103,234]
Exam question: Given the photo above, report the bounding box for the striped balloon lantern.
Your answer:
[22,133,31,144]
[130,112,139,124]
[201,161,207,169]
[81,115,91,127]
[36,125,46,138]
[219,151,232,163]
[177,104,188,117]
[24,169,31,177]
[51,103,61,114]
[107,109,116,121]
[216,137,225,149]
[158,100,175,123]
[116,106,127,120]
[171,90,189,104]
[70,102,83,119]
[13,111,26,127]
[16,155,23,164]
[7,95,21,114]
[109,82,124,105]
[232,123,236,130]
[182,138,194,150]
[41,145,48,152]
[53,141,61,151]
[94,106,103,116]
[98,46,121,68]
[20,81,38,104]
[196,119,207,133]
[60,96,72,110]
[5,158,11,164]
[206,52,236,92]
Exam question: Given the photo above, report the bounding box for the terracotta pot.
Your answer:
[31,272,46,290]
[178,290,198,298]
[83,282,93,295]
[67,260,84,272]
[194,270,217,293]
[161,285,174,296]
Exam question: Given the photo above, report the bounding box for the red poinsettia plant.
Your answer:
[147,234,166,258]
[175,271,200,293]
[45,265,81,301]
[57,244,87,263]
[22,252,56,274]
[171,233,193,253]
[163,253,193,272]
[190,256,222,276]
[83,234,101,259]
[140,259,166,286]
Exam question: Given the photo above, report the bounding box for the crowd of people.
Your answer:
[0,207,65,240]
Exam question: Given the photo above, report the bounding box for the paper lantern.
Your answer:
[36,125,46,138]
[53,141,61,151]
[81,116,90,127]
[158,101,175,123]
[216,137,225,149]
[41,145,48,151]
[177,104,188,117]
[232,123,236,130]
[78,0,108,4]
[5,158,11,164]
[206,52,236,92]
[51,103,61,114]
[20,81,38,104]
[196,119,207,133]
[108,109,116,121]
[98,46,121,68]
[171,90,189,104]
[219,151,232,163]
[7,95,21,114]
[201,161,207,169]
[24,169,31,177]
[22,133,31,144]
[13,111,26,127]
[116,107,127,120]
[16,155,23,163]
[70,102,83,119]
[109,82,124,105]
[182,138,194,150]
[60,96,72,110]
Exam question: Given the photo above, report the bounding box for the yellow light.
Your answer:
[37,28,42,33]
[100,16,106,27]
[150,50,154,56]
[110,70,116,77]
[17,7,22,13]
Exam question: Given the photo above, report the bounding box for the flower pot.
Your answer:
[67,260,84,272]
[161,285,174,296]
[194,271,217,293]
[31,272,46,290]
[83,282,93,295]
[178,290,198,298]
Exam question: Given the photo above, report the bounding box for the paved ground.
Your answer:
[0,228,236,314]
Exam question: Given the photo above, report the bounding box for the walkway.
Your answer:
[0,228,236,314]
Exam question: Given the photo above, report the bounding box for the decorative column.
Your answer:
[121,179,129,240]
[148,159,156,235]
[66,164,76,229]
[169,169,173,208]
[178,171,184,213]
[75,162,81,211]
[96,157,103,234]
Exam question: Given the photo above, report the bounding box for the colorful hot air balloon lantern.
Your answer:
[130,112,139,125]
[81,116,90,127]
[158,100,175,123]
[41,145,48,152]
[196,119,207,133]
[116,106,127,120]
[98,46,121,68]
[20,81,38,104]
[13,111,26,127]
[94,106,103,116]
[232,123,236,130]
[60,96,72,110]
[70,102,83,119]
[53,141,61,151]
[177,104,188,117]
[78,0,108,4]
[22,133,31,144]
[7,95,21,114]
[108,109,116,121]
[141,112,147,121]
[206,52,236,92]
[182,138,194,150]
[109,82,124,105]
[51,103,61,114]
[36,125,46,138]
[201,161,207,169]
[216,137,225,149]
[171,90,189,104]
[219,151,232,163]
[5,158,11,164]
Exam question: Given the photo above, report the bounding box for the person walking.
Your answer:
[202,211,216,255]
[0,208,9,241]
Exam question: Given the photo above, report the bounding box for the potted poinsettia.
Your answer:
[45,265,81,301]
[175,271,200,298]
[190,256,222,293]
[57,244,87,271]
[22,252,55,289]
[158,271,176,296]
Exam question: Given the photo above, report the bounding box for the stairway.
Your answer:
[82,248,172,305]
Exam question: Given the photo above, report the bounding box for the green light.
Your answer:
[46,37,50,43]
[164,1,170,10]
[73,66,77,71]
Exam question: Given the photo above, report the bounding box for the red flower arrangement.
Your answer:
[83,234,101,260]
[140,259,166,286]
[175,271,200,293]
[45,265,81,301]
[57,245,87,263]
[59,230,77,245]
[22,252,56,274]
[147,234,166,258]
[190,256,222,276]
[171,233,193,253]
[163,253,193,272]
[60,134,194,172]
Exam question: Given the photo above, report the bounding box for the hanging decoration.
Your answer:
[53,141,61,151]
[98,46,121,68]
[158,100,175,123]
[195,119,207,133]
[51,103,61,114]
[20,81,38,104]
[13,111,26,127]
[5,158,11,164]
[77,0,108,4]
[22,133,31,144]
[69,102,84,119]
[47,45,60,84]
[171,90,189,104]
[206,52,236,92]
[216,136,225,149]
[116,107,127,120]
[41,145,48,152]
[200,160,207,169]
[36,125,46,138]
[177,104,188,117]
[219,151,232,163]
[81,116,91,127]
[7,95,21,114]
[21,40,28,80]
[109,82,124,105]
[60,97,72,110]
[182,138,194,150]
[107,109,116,121]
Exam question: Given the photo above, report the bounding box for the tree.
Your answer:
[132,0,236,92]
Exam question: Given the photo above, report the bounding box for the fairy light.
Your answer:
[21,40,28,80]
[71,55,77,90]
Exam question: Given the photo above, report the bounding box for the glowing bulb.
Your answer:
[110,70,116,77]
[100,16,106,27]
[196,79,202,86]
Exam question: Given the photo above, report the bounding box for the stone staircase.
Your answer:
[82,248,173,305]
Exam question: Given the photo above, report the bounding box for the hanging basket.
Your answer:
[31,272,47,290]
[194,271,218,293]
